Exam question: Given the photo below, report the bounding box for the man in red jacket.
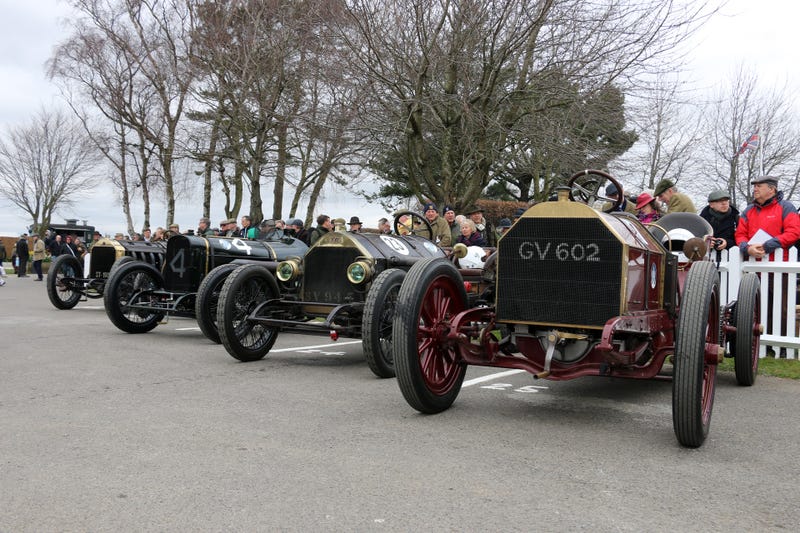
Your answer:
[735,176,800,261]
[735,175,800,348]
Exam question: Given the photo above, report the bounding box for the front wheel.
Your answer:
[195,263,239,344]
[46,254,84,309]
[673,261,719,448]
[363,268,405,378]
[734,273,761,386]
[104,261,165,333]
[217,265,281,362]
[393,258,467,413]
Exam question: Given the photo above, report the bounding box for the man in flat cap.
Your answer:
[654,179,696,214]
[735,176,800,349]
[735,176,800,261]
[603,183,636,214]
[259,218,283,240]
[220,218,238,237]
[422,202,452,247]
[699,189,739,250]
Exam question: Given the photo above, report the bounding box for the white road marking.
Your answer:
[269,340,362,353]
[175,327,200,331]
[77,306,105,310]
[462,369,526,387]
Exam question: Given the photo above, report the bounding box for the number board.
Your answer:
[496,217,623,327]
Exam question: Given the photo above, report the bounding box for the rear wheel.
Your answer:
[195,263,239,344]
[734,273,760,386]
[218,265,280,362]
[104,261,165,333]
[363,268,405,378]
[673,261,719,448]
[46,254,83,309]
[393,258,468,413]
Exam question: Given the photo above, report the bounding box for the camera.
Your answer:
[711,238,724,248]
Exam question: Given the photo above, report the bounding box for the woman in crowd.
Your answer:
[635,192,662,224]
[456,219,488,247]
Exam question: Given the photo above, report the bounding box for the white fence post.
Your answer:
[715,246,799,359]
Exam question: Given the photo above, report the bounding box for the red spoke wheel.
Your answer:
[734,273,761,386]
[393,258,467,413]
[673,261,719,448]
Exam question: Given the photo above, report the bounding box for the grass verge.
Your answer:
[719,356,800,380]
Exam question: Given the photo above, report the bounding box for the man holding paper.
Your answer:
[735,176,800,261]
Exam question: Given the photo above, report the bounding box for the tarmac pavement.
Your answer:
[1,271,799,531]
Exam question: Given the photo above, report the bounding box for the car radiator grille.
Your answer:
[90,247,117,279]
[496,217,623,328]
[301,246,363,304]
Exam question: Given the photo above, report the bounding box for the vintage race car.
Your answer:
[103,234,308,342]
[391,170,761,448]
[215,213,488,378]
[46,238,166,310]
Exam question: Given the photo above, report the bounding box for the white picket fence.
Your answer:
[716,247,799,359]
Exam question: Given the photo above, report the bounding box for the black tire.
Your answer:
[217,264,280,362]
[107,255,134,282]
[46,254,83,310]
[363,268,405,378]
[195,263,239,344]
[734,273,760,386]
[104,261,165,334]
[393,258,468,413]
[673,261,719,448]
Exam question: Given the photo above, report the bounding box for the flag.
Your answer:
[734,132,759,157]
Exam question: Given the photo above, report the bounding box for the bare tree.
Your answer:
[333,0,714,209]
[610,75,704,194]
[53,0,195,227]
[705,65,800,207]
[0,108,100,234]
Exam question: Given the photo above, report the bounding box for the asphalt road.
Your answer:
[1,274,799,532]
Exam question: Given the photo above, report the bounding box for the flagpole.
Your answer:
[759,131,764,176]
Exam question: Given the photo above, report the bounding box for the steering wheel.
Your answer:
[393,210,434,241]
[566,169,623,213]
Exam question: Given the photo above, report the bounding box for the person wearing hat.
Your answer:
[496,218,513,237]
[347,216,363,233]
[310,214,333,244]
[735,176,800,261]
[218,218,236,237]
[291,218,310,244]
[441,205,460,244]
[603,183,636,214]
[635,192,662,224]
[465,205,494,246]
[422,202,452,247]
[258,218,283,240]
[699,189,739,250]
[31,234,46,281]
[736,175,800,348]
[332,217,347,232]
[654,179,696,214]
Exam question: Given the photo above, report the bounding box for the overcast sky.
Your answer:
[1,0,798,235]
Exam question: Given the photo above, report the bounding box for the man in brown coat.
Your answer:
[654,179,696,214]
